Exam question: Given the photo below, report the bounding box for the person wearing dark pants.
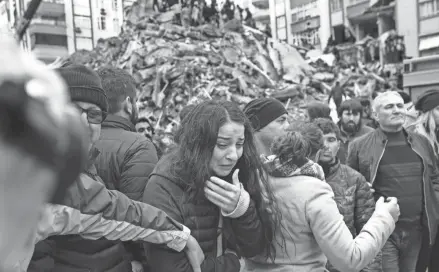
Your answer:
[347,91,439,272]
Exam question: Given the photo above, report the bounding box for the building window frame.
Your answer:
[419,0,439,19]
[275,15,287,41]
[330,0,342,12]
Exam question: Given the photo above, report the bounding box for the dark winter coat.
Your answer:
[143,154,266,272]
[324,160,381,272]
[347,128,439,245]
[94,115,158,202]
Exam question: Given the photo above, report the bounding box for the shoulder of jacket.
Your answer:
[351,130,375,147]
[339,164,363,179]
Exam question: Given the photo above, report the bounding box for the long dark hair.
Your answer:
[172,100,282,261]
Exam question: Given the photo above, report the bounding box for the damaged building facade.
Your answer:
[270,0,439,57]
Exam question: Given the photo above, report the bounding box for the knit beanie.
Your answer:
[415,89,439,113]
[243,98,288,131]
[57,65,109,112]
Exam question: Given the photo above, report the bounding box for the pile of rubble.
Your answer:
[66,0,403,142]
[66,0,329,129]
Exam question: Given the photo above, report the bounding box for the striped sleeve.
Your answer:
[37,173,190,251]
[35,203,190,251]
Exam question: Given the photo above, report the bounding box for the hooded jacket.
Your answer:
[143,154,266,272]
[27,149,189,272]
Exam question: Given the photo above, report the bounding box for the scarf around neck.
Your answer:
[261,154,325,180]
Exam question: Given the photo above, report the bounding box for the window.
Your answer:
[274,0,285,16]
[76,37,93,50]
[113,18,119,32]
[73,5,91,16]
[34,33,68,47]
[74,16,92,29]
[276,15,287,41]
[98,8,107,30]
[330,0,342,12]
[419,0,439,18]
[276,15,286,28]
[112,0,118,12]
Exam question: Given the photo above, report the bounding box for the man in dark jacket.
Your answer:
[313,118,381,272]
[95,67,158,202]
[347,91,439,272]
[337,99,374,163]
[29,65,203,272]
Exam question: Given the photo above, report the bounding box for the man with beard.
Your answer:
[312,118,381,272]
[94,67,159,272]
[243,98,290,158]
[337,99,374,164]
[347,91,439,272]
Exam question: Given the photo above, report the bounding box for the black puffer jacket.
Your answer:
[143,154,266,272]
[322,160,381,272]
[94,115,158,201]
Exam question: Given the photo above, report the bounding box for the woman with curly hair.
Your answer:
[142,100,282,271]
[243,122,400,272]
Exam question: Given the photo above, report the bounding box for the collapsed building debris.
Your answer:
[65,0,403,148]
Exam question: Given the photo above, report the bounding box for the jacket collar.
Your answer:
[374,127,411,143]
[321,158,340,178]
[102,115,135,132]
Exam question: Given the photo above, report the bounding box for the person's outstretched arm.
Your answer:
[307,180,396,272]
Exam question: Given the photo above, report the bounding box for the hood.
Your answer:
[102,115,135,132]
[150,153,188,190]
[262,155,325,181]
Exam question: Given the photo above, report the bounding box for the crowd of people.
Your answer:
[3,38,439,272]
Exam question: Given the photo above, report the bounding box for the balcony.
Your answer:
[291,16,320,33]
[32,44,69,63]
[29,19,67,36]
[252,0,269,10]
[346,0,369,19]
[420,15,439,36]
[253,8,270,23]
[35,0,65,16]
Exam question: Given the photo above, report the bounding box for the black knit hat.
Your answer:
[415,89,439,113]
[57,65,109,112]
[243,98,288,131]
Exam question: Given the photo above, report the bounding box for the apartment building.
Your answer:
[4,0,125,63]
[397,0,439,57]
[269,0,330,49]
[328,0,438,57]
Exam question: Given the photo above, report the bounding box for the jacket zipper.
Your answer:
[409,138,432,245]
[370,140,387,185]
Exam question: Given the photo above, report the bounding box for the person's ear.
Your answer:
[124,97,132,115]
[372,111,379,122]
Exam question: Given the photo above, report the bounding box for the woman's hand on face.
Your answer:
[184,235,205,272]
[205,169,241,214]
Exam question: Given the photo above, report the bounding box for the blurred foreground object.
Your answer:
[0,37,88,271]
